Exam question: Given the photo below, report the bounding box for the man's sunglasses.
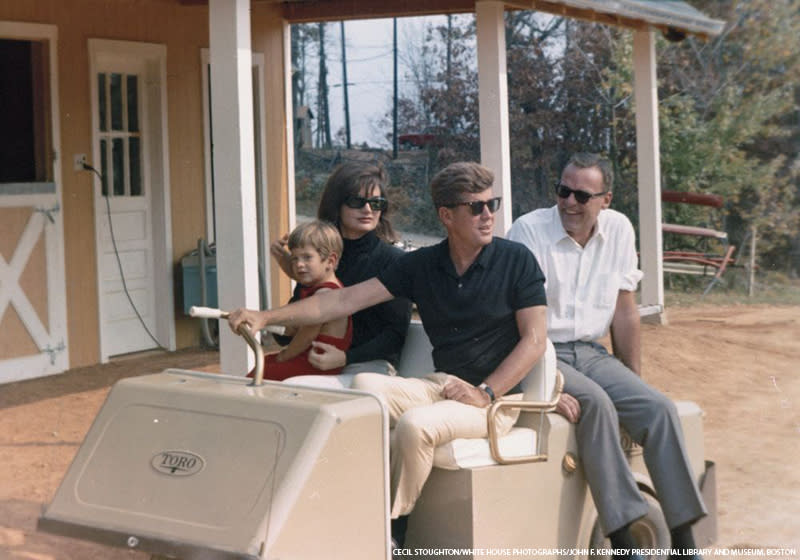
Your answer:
[444,197,502,216]
[555,183,607,204]
[343,195,388,212]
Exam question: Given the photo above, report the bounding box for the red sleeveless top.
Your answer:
[251,280,353,381]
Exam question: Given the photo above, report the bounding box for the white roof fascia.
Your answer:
[509,0,726,37]
[554,0,725,36]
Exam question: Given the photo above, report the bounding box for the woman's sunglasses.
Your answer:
[343,195,388,212]
[444,197,502,216]
[555,183,607,204]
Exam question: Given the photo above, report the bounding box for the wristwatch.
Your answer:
[478,382,496,403]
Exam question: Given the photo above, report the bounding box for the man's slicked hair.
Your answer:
[430,162,494,208]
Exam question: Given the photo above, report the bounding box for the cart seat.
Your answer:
[396,321,559,468]
[286,321,560,469]
[433,425,539,469]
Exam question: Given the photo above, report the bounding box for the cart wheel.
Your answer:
[589,491,670,559]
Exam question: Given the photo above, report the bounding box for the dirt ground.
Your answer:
[1,305,798,559]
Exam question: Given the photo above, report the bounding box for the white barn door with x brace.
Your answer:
[0,22,69,383]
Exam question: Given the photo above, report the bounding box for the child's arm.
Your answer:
[270,234,296,280]
[275,323,322,362]
[274,286,334,363]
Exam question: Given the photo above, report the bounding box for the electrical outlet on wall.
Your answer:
[73,154,87,171]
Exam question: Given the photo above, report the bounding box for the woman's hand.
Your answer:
[555,392,581,423]
[308,341,347,370]
[442,377,490,408]
[227,307,268,334]
[270,233,293,277]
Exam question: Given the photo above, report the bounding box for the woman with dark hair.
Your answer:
[271,161,411,382]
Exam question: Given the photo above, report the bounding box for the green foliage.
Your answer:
[658,0,800,270]
[504,18,641,221]
[383,159,444,236]
[390,3,799,271]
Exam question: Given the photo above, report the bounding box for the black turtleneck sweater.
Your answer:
[291,231,411,366]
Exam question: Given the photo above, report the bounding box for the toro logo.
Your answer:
[151,451,205,477]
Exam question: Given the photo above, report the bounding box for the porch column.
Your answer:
[476,1,512,234]
[633,29,666,324]
[209,0,260,373]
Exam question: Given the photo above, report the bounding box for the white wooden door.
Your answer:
[93,58,158,358]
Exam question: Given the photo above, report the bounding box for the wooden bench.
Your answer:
[661,190,736,295]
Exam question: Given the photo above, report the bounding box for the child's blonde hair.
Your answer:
[287,220,343,266]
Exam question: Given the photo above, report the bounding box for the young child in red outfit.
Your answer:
[250,220,352,381]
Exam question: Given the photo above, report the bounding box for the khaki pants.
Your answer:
[352,372,519,518]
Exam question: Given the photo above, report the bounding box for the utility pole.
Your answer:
[340,21,351,149]
[748,226,757,297]
[296,26,307,107]
[292,25,310,150]
[316,22,332,148]
[291,26,300,113]
[446,14,453,91]
[392,17,398,159]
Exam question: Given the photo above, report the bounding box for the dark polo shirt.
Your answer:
[377,237,546,389]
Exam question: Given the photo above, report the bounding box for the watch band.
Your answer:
[479,382,496,403]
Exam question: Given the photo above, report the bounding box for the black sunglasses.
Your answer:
[444,197,502,216]
[343,195,388,212]
[555,183,607,204]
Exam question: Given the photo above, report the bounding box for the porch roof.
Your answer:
[518,1,725,37]
[267,0,725,38]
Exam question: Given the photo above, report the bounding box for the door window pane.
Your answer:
[112,138,125,195]
[129,137,142,196]
[98,71,142,197]
[98,74,107,132]
[127,75,139,133]
[100,139,108,196]
[110,73,123,131]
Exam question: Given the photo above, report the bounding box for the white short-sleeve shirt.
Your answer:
[508,205,643,343]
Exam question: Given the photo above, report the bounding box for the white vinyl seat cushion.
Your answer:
[433,426,539,470]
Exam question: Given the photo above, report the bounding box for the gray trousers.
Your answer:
[555,341,707,535]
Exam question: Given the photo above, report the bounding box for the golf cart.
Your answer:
[38,308,716,559]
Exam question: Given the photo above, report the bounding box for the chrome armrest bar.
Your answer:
[486,370,564,465]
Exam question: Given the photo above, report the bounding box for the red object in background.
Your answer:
[398,132,440,149]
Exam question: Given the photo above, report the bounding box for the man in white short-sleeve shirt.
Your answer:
[508,153,706,560]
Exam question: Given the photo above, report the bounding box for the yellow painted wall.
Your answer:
[0,1,217,367]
